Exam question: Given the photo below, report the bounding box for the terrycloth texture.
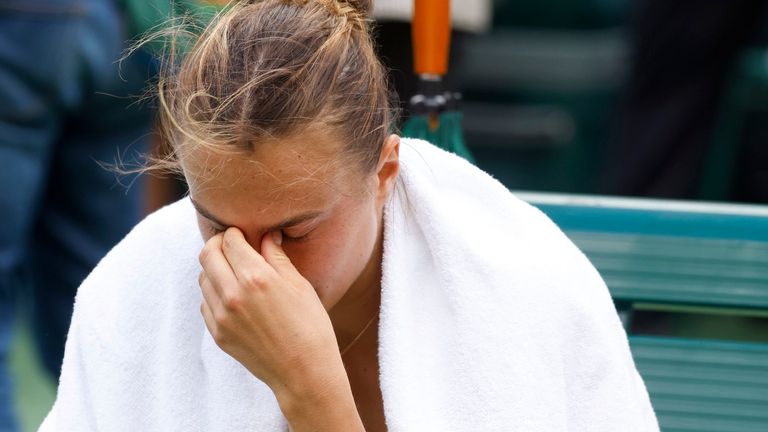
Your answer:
[40,139,658,431]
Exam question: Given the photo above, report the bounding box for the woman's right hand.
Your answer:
[198,227,364,431]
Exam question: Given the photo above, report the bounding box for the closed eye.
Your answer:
[204,215,318,242]
[281,227,314,242]
[281,219,320,242]
[207,221,225,235]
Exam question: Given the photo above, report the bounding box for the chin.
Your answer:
[312,282,345,311]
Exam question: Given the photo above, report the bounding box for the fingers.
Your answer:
[221,227,273,285]
[200,298,218,340]
[199,233,239,298]
[212,227,302,290]
[199,270,223,314]
[260,230,298,278]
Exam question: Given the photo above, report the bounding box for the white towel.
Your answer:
[40,138,658,431]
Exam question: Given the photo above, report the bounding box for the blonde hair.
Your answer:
[150,0,396,177]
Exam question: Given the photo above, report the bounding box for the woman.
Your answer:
[41,1,658,431]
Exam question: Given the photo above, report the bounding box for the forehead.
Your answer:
[181,131,355,224]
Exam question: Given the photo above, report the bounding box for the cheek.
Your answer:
[286,202,377,295]
[285,228,353,282]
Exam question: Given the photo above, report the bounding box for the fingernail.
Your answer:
[272,230,282,246]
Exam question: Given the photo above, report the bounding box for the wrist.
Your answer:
[275,370,363,432]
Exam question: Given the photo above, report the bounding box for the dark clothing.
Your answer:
[0,1,155,428]
[602,0,768,198]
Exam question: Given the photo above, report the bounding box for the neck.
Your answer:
[328,214,384,351]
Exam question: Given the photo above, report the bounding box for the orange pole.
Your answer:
[412,0,451,77]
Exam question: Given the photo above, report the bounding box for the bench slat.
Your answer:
[631,336,768,432]
[529,199,768,309]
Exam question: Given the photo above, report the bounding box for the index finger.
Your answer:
[199,233,239,295]
[221,227,273,283]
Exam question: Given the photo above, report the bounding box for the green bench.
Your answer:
[523,192,768,432]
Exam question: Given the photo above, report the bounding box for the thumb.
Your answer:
[260,230,297,277]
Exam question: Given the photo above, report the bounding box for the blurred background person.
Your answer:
[601,0,768,201]
[0,0,155,429]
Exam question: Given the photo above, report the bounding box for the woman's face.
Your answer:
[182,130,399,311]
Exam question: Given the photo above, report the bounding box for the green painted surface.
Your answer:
[402,111,475,163]
[536,203,768,241]
[532,199,768,309]
[631,337,768,432]
[9,322,55,432]
[569,231,768,309]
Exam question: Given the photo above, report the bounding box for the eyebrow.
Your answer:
[190,198,324,231]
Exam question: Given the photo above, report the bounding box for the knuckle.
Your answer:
[272,251,291,264]
[222,232,237,252]
[198,271,206,286]
[242,270,266,289]
[214,311,234,333]
[215,312,230,328]
[199,244,212,265]
[211,328,228,346]
[222,293,241,312]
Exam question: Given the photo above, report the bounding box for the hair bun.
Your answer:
[326,0,371,31]
[342,0,372,17]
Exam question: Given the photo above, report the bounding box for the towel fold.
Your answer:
[40,138,658,431]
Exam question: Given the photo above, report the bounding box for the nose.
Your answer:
[242,230,267,254]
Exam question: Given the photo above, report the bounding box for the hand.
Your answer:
[198,227,347,408]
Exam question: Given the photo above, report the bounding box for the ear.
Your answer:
[374,134,400,206]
